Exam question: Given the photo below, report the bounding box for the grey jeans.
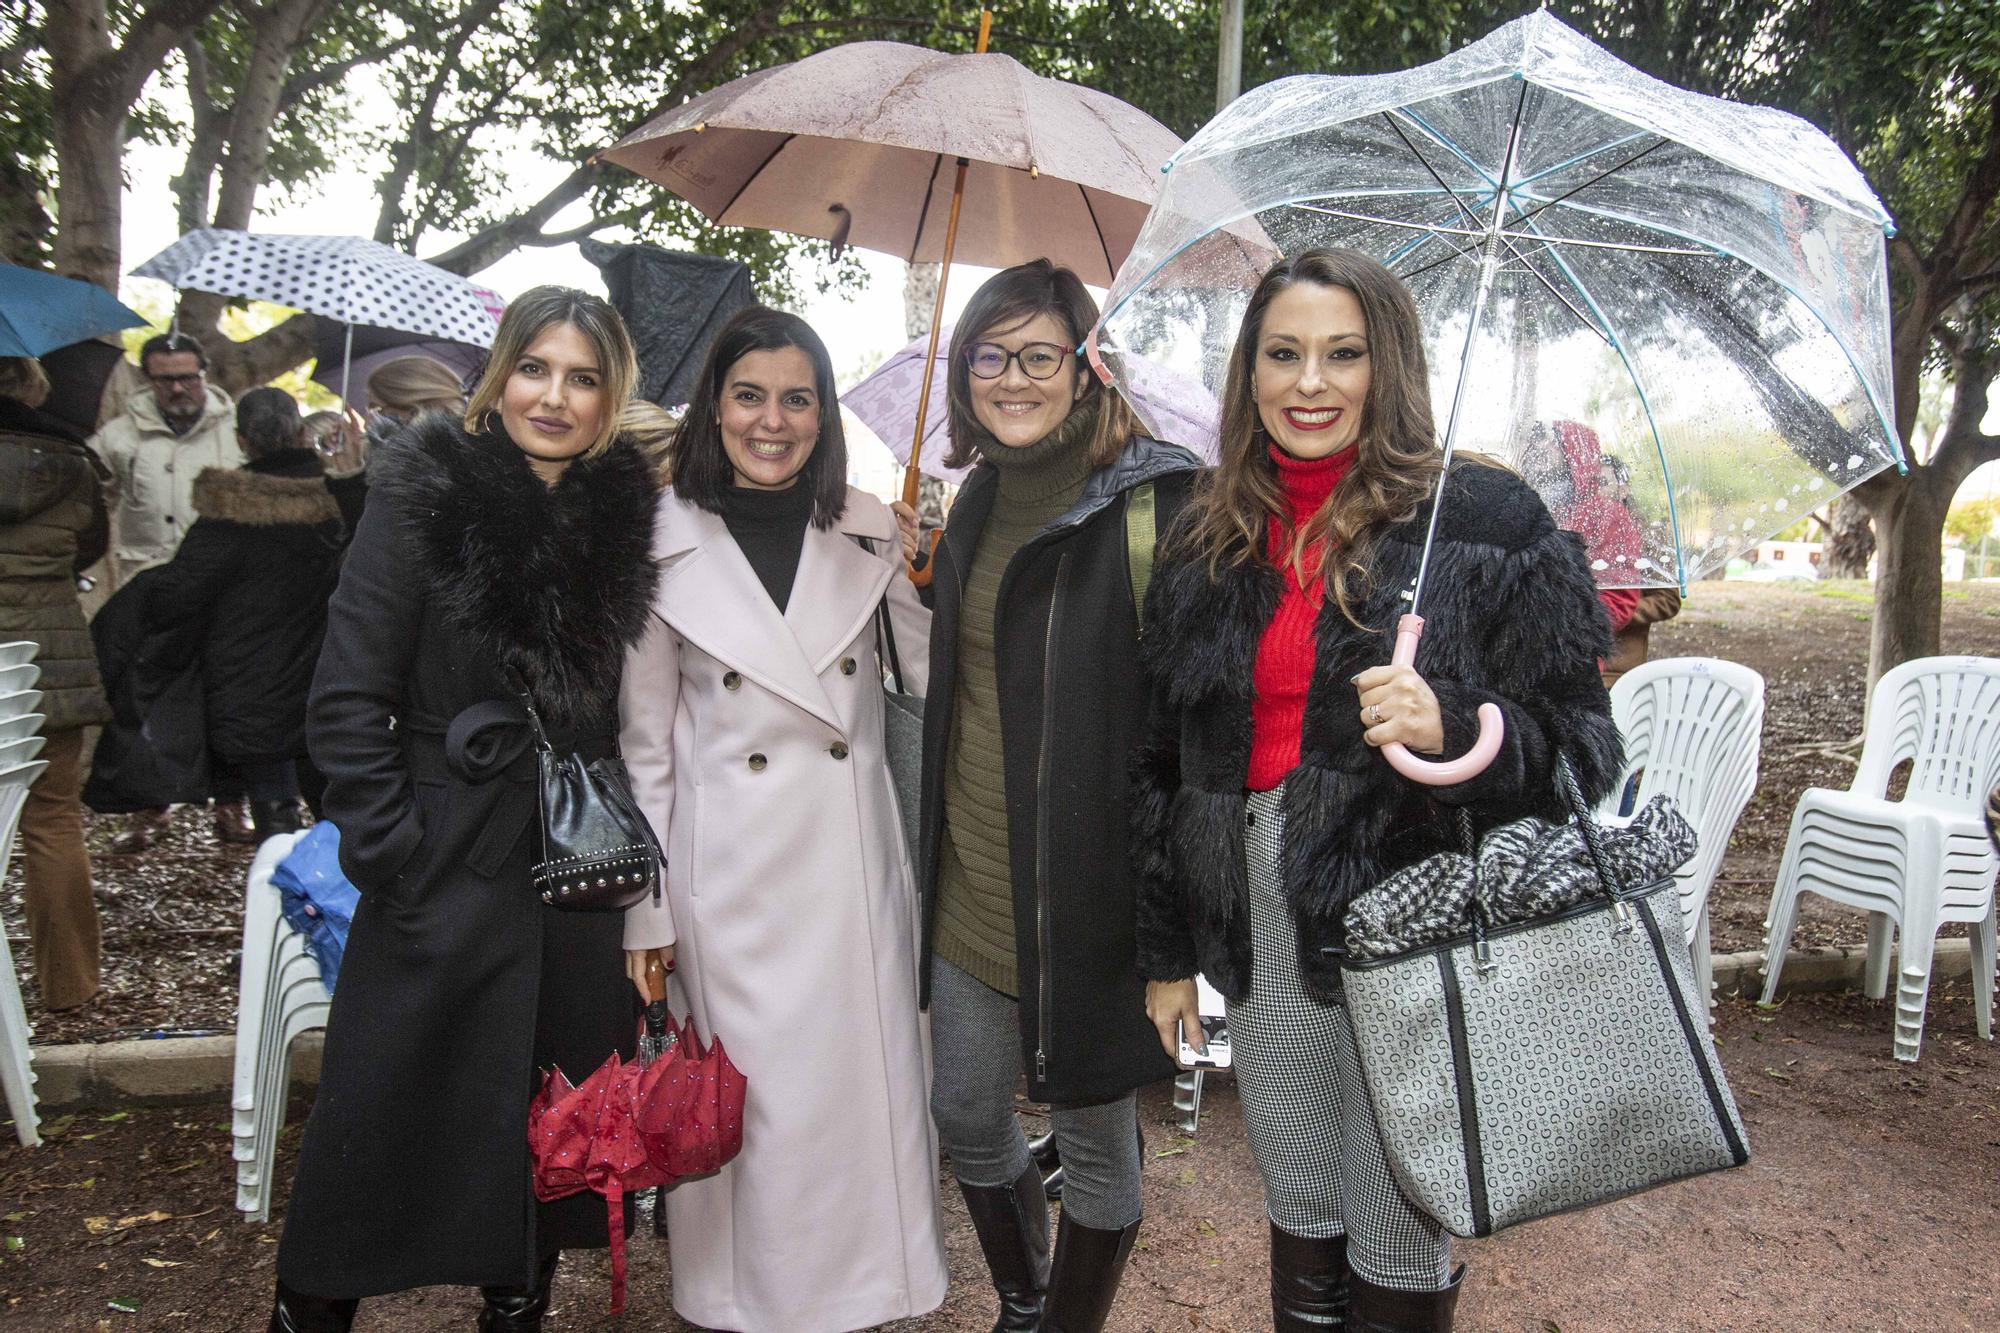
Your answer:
[927,957,1143,1230]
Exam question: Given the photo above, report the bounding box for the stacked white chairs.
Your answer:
[231,831,332,1221]
[1761,656,2000,1062]
[1602,657,1765,1015]
[0,641,46,1147]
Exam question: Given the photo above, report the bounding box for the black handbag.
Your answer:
[512,681,663,912]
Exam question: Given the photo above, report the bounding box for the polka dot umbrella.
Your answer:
[131,229,501,398]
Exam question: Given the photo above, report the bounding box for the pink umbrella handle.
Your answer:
[1380,614,1504,785]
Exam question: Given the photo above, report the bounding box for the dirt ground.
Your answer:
[2,984,1997,1331]
[2,580,1998,1328]
[9,580,1998,1046]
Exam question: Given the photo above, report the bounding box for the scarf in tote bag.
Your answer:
[1340,759,1749,1237]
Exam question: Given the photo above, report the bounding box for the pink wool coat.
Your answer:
[620,485,946,1333]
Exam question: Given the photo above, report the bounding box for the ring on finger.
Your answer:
[1366,703,1384,725]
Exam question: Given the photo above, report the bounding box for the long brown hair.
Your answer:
[943,259,1140,471]
[463,286,638,459]
[1172,248,1446,626]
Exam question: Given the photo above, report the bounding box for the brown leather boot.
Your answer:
[110,806,171,854]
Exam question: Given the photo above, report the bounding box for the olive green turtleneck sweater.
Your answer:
[935,399,1099,998]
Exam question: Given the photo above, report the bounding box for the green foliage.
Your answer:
[1947,495,2000,546]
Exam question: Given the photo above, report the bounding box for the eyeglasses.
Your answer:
[964,341,1072,381]
[148,372,204,389]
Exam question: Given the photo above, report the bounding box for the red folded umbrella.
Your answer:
[526,962,748,1314]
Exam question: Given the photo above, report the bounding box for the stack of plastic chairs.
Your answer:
[231,831,332,1221]
[1761,656,2000,1062]
[0,641,46,1147]
[1602,657,1765,1016]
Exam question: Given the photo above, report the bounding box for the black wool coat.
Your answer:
[277,418,659,1299]
[139,449,345,765]
[1131,462,1624,1005]
[918,435,1196,1105]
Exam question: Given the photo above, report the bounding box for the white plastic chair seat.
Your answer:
[1762,656,2000,1061]
[0,737,46,769]
[0,690,43,723]
[0,758,52,1146]
[0,665,40,695]
[1602,657,1765,1016]
[0,643,37,668]
[230,831,334,1222]
[0,714,43,743]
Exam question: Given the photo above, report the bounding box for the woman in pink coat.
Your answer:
[619,307,945,1332]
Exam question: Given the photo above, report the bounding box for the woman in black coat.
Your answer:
[135,388,343,836]
[1132,250,1622,1333]
[271,287,659,1331]
[899,260,1198,1333]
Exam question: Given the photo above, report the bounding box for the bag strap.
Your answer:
[501,667,554,753]
[1125,480,1156,634]
[853,536,907,694]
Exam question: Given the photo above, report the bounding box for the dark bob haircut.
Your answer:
[673,306,848,529]
[235,386,302,459]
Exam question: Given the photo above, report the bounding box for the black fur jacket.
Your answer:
[366,414,660,734]
[1131,461,1624,1004]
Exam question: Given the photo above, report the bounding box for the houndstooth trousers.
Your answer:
[1227,785,1452,1291]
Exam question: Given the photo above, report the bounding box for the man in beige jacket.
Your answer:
[90,333,239,586]
[88,333,244,850]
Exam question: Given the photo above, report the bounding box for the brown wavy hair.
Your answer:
[943,259,1140,471]
[1171,248,1447,626]
[464,286,637,459]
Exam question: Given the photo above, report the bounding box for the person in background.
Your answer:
[1518,420,1642,643]
[0,356,111,1012]
[137,388,345,838]
[89,332,242,850]
[321,356,471,532]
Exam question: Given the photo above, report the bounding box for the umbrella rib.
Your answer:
[1506,137,1670,232]
[1079,185,1115,286]
[714,134,799,225]
[1381,112,1490,238]
[909,153,947,264]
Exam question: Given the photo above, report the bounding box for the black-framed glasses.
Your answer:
[148,372,204,389]
[965,341,1071,381]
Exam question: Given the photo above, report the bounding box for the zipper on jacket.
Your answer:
[1033,553,1071,1083]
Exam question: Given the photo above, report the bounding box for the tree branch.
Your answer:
[108,0,233,108]
[371,0,510,244]
[277,30,424,112]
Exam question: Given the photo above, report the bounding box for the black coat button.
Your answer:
[829,742,849,760]
[839,657,857,675]
[723,671,742,690]
[748,752,767,771]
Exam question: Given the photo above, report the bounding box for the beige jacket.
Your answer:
[90,384,239,583]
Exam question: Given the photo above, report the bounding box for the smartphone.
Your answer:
[1177,974,1232,1069]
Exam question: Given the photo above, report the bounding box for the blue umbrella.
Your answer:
[0,262,146,359]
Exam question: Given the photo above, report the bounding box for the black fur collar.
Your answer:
[370,414,660,731]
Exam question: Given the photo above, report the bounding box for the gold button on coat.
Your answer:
[723,671,742,690]
[748,752,767,771]
[839,657,857,676]
[829,742,849,761]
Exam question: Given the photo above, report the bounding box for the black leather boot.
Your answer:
[1347,1265,1464,1333]
[1271,1223,1350,1330]
[250,799,304,841]
[267,1282,357,1333]
[477,1253,559,1331]
[1041,1213,1140,1333]
[957,1162,1049,1331]
[1028,1129,1064,1199]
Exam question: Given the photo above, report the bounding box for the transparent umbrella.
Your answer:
[1091,10,1905,597]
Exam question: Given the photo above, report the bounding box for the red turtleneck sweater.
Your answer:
[1249,444,1357,790]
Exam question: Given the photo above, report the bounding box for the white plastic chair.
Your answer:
[230,832,332,1221]
[1602,657,1765,1014]
[0,664,40,695]
[0,690,42,722]
[0,714,44,743]
[0,758,50,1147]
[0,737,46,770]
[0,643,35,668]
[1761,656,2000,1061]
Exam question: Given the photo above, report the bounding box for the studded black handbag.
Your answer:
[512,682,663,912]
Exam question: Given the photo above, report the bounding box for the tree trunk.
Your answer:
[48,69,127,291]
[203,314,320,396]
[1821,493,1876,578]
[1864,473,1953,687]
[903,261,949,525]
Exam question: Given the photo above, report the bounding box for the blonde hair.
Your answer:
[463,286,638,459]
[366,356,466,416]
[621,400,678,481]
[0,357,51,408]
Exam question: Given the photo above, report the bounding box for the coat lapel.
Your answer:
[786,512,892,677]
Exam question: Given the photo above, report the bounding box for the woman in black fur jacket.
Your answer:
[270,288,658,1331]
[1131,250,1622,1333]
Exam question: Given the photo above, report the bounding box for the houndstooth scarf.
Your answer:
[1344,796,1698,961]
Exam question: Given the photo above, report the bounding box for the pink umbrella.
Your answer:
[846,325,1219,484]
[601,22,1183,550]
